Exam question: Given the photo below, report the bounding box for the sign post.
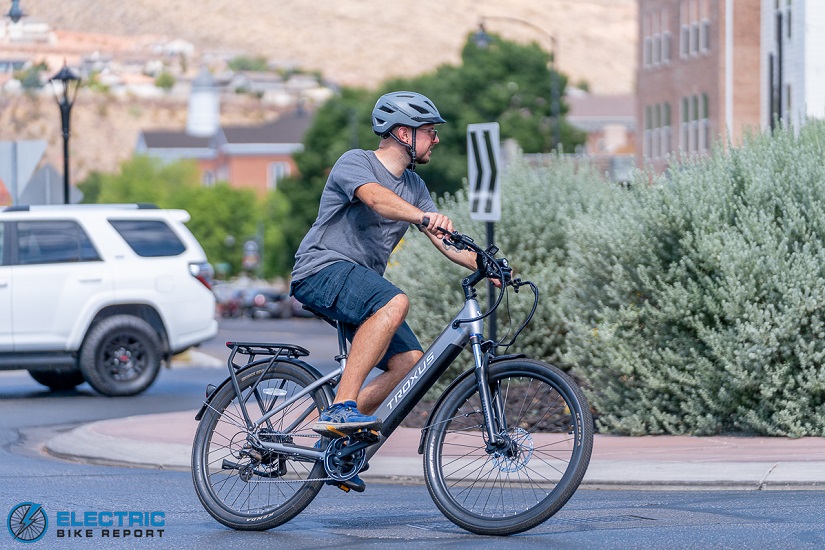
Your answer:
[467,123,501,342]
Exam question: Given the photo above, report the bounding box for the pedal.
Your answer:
[329,476,366,493]
[351,428,380,444]
[312,422,382,438]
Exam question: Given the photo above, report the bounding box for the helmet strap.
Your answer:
[388,128,418,171]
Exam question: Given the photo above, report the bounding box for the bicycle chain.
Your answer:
[240,432,358,485]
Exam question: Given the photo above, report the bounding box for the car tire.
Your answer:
[79,315,163,397]
[28,369,86,391]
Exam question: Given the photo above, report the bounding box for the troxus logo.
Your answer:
[7,502,48,543]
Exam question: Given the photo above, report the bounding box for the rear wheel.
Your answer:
[28,369,85,391]
[423,359,593,536]
[192,362,331,530]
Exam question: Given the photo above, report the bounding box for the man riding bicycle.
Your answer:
[290,92,497,488]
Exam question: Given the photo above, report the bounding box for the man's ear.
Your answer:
[396,126,411,144]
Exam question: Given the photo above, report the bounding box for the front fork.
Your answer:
[469,334,508,451]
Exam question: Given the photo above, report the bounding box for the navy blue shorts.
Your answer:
[290,262,422,371]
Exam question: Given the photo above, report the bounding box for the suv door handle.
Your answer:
[78,277,103,283]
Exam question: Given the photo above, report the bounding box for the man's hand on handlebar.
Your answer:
[419,215,511,288]
[421,213,454,237]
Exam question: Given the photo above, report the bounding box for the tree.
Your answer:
[228,55,269,72]
[155,71,175,92]
[78,156,266,278]
[282,33,586,268]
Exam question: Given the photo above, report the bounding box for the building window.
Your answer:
[644,36,653,66]
[202,170,216,187]
[701,93,710,151]
[643,10,670,68]
[785,84,792,117]
[267,162,291,191]
[644,106,652,157]
[691,95,700,152]
[681,97,690,152]
[643,102,672,160]
[691,21,699,54]
[700,20,710,51]
[786,0,792,38]
[680,0,710,58]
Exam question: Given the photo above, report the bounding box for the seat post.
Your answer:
[335,321,348,368]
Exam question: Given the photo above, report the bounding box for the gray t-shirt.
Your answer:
[291,149,437,281]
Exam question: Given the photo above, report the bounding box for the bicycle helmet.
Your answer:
[371,91,445,137]
[372,91,445,170]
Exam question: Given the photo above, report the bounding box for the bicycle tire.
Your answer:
[423,358,593,535]
[192,361,332,530]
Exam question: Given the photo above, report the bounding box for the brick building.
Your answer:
[135,69,312,195]
[636,0,761,172]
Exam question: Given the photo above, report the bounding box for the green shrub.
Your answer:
[564,122,825,436]
[386,156,618,392]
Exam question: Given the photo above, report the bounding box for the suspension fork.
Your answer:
[469,334,505,450]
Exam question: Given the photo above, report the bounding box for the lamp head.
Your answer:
[7,0,23,23]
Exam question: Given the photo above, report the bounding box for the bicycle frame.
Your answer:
[222,292,490,464]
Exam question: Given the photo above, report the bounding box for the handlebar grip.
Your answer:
[421,216,430,226]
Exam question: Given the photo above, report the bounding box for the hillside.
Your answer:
[2,0,637,185]
[22,0,637,94]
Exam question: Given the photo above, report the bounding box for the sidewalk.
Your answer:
[44,408,825,490]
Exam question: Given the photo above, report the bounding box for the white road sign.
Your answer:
[467,123,501,222]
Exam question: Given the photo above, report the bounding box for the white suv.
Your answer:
[0,204,218,396]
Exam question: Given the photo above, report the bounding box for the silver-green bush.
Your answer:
[564,122,825,436]
[390,123,825,436]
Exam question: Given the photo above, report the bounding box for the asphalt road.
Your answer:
[0,318,823,548]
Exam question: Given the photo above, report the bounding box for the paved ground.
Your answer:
[42,353,825,491]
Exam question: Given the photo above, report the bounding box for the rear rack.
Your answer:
[225,341,309,359]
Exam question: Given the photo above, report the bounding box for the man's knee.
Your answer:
[379,294,409,324]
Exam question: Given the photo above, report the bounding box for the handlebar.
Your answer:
[418,215,537,349]
[420,216,514,286]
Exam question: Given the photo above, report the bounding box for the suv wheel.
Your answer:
[28,369,86,391]
[79,315,163,397]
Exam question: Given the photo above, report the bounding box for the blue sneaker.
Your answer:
[313,400,381,437]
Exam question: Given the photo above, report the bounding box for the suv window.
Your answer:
[17,220,101,265]
[109,219,186,257]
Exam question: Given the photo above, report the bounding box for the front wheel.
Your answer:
[192,362,332,531]
[423,358,593,536]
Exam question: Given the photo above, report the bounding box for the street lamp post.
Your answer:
[49,63,81,204]
[473,16,561,148]
[6,0,23,23]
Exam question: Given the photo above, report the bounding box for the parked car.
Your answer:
[213,282,242,318]
[241,288,292,319]
[0,204,218,396]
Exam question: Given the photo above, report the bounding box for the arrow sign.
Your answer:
[467,123,501,222]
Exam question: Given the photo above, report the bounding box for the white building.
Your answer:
[761,0,825,129]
